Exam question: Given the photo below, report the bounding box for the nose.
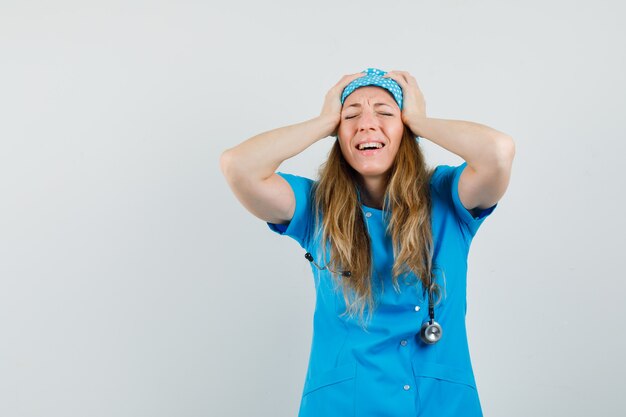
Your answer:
[357,108,379,131]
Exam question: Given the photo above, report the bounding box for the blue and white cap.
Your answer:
[341,68,403,110]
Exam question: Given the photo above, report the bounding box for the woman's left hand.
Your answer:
[382,70,427,129]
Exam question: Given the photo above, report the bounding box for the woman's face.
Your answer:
[337,86,404,180]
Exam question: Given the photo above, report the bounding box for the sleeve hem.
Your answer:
[451,162,498,237]
[265,171,312,248]
[267,172,298,236]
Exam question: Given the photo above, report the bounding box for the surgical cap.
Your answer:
[341,68,403,110]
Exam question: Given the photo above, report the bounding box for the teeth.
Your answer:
[357,142,383,150]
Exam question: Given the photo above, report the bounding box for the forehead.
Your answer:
[344,86,396,106]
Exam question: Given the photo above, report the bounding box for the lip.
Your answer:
[356,147,384,156]
[355,141,386,157]
[353,139,386,150]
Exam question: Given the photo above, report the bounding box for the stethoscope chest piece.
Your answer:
[418,320,443,345]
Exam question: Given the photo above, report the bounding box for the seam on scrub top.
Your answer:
[333,289,351,368]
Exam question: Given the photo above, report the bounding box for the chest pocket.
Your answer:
[411,359,482,417]
[299,362,357,417]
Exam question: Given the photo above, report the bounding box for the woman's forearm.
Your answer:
[407,117,515,168]
[220,115,337,181]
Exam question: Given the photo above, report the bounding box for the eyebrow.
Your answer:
[344,103,394,109]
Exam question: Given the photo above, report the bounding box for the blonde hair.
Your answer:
[311,125,443,329]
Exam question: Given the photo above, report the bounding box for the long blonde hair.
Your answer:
[311,125,441,328]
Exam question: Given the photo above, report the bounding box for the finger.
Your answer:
[391,70,411,77]
[389,70,410,76]
[382,72,407,88]
[336,72,366,88]
[387,70,414,82]
[401,72,418,85]
[385,71,418,88]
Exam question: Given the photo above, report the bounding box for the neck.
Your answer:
[358,175,388,209]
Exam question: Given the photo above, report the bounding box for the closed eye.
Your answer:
[344,113,394,119]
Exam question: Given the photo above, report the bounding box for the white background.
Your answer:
[1,1,625,416]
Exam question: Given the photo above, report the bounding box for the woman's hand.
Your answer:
[319,72,367,137]
[382,70,427,132]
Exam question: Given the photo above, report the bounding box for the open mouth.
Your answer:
[355,142,386,155]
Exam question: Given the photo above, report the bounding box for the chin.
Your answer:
[351,165,393,179]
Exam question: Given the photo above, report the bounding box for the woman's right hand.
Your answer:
[319,72,367,137]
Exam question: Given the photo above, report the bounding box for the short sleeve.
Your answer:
[266,171,315,248]
[431,162,497,240]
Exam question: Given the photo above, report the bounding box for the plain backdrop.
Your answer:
[1,1,625,416]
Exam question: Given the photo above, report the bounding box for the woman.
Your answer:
[220,68,515,417]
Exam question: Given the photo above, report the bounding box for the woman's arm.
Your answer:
[219,72,366,224]
[220,115,337,182]
[381,70,515,212]
[406,117,515,170]
[219,116,336,225]
[408,117,515,211]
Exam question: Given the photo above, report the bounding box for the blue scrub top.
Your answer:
[267,162,497,417]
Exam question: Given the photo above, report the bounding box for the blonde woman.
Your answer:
[220,68,515,417]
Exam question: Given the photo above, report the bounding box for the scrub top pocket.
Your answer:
[411,359,483,417]
[299,362,357,417]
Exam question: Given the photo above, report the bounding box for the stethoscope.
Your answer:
[304,252,443,345]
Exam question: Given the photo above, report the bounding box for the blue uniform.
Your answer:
[266,162,497,417]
